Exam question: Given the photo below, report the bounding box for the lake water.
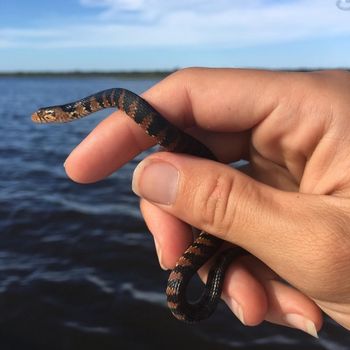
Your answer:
[0,76,348,349]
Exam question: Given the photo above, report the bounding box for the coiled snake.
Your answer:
[32,88,244,323]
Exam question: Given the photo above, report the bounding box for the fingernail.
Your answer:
[284,313,318,338]
[154,238,168,271]
[227,298,245,325]
[63,160,66,168]
[132,160,179,205]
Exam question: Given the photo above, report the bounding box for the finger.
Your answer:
[241,256,322,336]
[66,68,286,183]
[140,199,193,270]
[143,68,281,132]
[199,254,321,335]
[132,152,285,253]
[263,279,321,337]
[65,110,155,183]
[219,256,269,326]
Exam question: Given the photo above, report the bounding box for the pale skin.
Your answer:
[65,68,350,336]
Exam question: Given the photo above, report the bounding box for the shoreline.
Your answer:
[0,70,175,79]
[1,68,349,79]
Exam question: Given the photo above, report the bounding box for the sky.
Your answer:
[1,0,350,71]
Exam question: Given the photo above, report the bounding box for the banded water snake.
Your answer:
[32,88,245,323]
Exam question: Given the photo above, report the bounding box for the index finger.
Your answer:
[65,68,282,183]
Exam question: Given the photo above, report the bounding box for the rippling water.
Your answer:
[0,76,348,349]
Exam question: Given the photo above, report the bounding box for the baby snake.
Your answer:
[32,88,244,323]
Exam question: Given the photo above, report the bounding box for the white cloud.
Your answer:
[79,0,263,21]
[336,0,350,10]
[81,0,145,12]
[81,0,144,10]
[1,0,350,49]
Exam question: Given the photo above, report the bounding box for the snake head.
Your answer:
[31,106,66,123]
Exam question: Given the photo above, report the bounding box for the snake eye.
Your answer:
[32,108,59,123]
[32,108,45,123]
[43,109,56,122]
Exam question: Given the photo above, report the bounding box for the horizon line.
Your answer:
[0,67,349,77]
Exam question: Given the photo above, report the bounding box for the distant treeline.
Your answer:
[0,68,349,79]
[0,70,176,79]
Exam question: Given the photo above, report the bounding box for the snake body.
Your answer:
[32,88,244,323]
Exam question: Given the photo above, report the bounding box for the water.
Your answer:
[0,76,348,349]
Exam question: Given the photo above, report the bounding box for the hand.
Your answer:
[65,68,350,337]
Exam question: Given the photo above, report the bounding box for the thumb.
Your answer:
[132,152,284,253]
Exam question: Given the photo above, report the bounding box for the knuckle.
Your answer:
[170,67,203,82]
[196,172,240,238]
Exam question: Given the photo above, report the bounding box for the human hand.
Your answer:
[65,68,350,337]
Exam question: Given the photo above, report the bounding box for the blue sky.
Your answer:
[1,0,350,71]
